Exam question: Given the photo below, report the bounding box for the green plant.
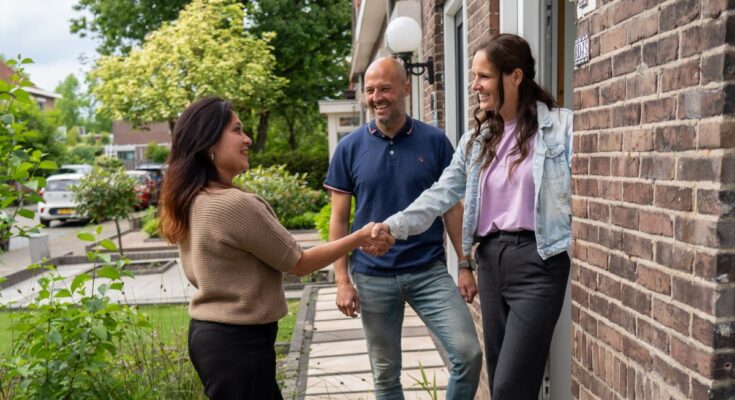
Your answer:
[145,141,170,163]
[72,164,137,254]
[283,211,317,230]
[1,228,147,399]
[249,151,328,190]
[143,218,160,238]
[63,145,103,165]
[235,165,327,227]
[314,199,355,242]
[0,56,57,253]
[141,206,160,238]
[409,361,438,400]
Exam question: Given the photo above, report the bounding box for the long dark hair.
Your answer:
[466,34,557,176]
[159,97,235,243]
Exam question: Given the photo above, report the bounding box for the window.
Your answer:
[46,180,79,192]
[117,151,135,161]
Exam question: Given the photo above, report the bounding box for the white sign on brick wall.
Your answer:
[576,0,597,19]
[574,35,590,66]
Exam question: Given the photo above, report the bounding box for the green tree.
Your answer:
[72,164,137,254]
[88,0,285,132]
[54,74,89,129]
[246,0,350,152]
[63,144,103,164]
[71,0,189,56]
[85,104,112,133]
[0,56,58,245]
[66,126,80,146]
[145,141,169,163]
[72,0,351,153]
[9,97,66,168]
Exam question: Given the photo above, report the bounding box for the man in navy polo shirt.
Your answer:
[324,57,482,399]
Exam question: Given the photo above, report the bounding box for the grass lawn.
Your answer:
[0,299,301,356]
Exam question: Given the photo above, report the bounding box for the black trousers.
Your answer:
[475,231,570,400]
[188,319,283,400]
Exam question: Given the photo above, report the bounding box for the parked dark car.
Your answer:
[134,163,166,192]
[126,170,159,209]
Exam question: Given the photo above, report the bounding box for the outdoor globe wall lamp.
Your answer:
[385,16,435,85]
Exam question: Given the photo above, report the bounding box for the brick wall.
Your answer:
[572,1,735,399]
[422,0,445,128]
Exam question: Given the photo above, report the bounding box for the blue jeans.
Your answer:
[353,262,482,400]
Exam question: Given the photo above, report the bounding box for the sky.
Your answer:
[0,0,99,92]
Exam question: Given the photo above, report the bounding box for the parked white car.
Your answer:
[38,173,87,227]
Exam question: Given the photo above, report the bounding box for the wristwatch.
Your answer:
[457,259,476,271]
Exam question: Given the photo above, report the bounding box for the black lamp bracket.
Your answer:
[396,52,434,85]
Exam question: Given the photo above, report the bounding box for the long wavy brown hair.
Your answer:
[466,34,557,176]
[159,97,236,243]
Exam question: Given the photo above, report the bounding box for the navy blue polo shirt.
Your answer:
[324,116,454,276]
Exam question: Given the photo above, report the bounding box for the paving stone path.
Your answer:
[300,286,448,399]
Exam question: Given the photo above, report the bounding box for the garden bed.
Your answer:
[122,258,177,275]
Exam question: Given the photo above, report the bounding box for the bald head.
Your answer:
[365,57,408,85]
[363,57,410,136]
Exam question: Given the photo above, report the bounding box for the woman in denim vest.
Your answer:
[373,34,573,399]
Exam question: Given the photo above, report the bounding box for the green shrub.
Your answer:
[283,212,317,230]
[63,145,103,165]
[249,152,328,190]
[73,165,137,254]
[2,230,144,399]
[145,141,170,163]
[143,218,160,238]
[141,207,160,238]
[314,199,355,242]
[1,229,205,400]
[235,165,327,227]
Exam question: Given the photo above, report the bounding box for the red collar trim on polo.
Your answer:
[368,116,414,137]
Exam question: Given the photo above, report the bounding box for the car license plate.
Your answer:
[57,209,74,215]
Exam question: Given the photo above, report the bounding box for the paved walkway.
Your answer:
[0,218,136,278]
[301,286,448,399]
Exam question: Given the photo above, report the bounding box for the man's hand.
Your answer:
[458,268,478,304]
[336,282,360,317]
[356,222,394,255]
[360,223,394,256]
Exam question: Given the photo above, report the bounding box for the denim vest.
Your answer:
[385,102,573,260]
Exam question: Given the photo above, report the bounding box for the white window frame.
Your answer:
[443,0,468,148]
[441,0,467,281]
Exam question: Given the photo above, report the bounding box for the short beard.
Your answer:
[376,109,402,130]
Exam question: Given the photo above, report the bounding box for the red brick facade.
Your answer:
[111,121,171,146]
[572,1,735,398]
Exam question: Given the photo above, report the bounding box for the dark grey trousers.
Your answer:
[476,231,570,400]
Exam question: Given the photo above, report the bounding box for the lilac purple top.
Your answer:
[476,119,536,236]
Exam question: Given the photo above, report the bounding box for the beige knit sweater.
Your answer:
[179,188,303,325]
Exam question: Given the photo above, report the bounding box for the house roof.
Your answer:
[0,61,60,100]
[0,62,15,82]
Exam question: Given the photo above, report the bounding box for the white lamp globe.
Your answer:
[386,16,422,53]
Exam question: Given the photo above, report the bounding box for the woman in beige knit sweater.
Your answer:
[159,97,393,400]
